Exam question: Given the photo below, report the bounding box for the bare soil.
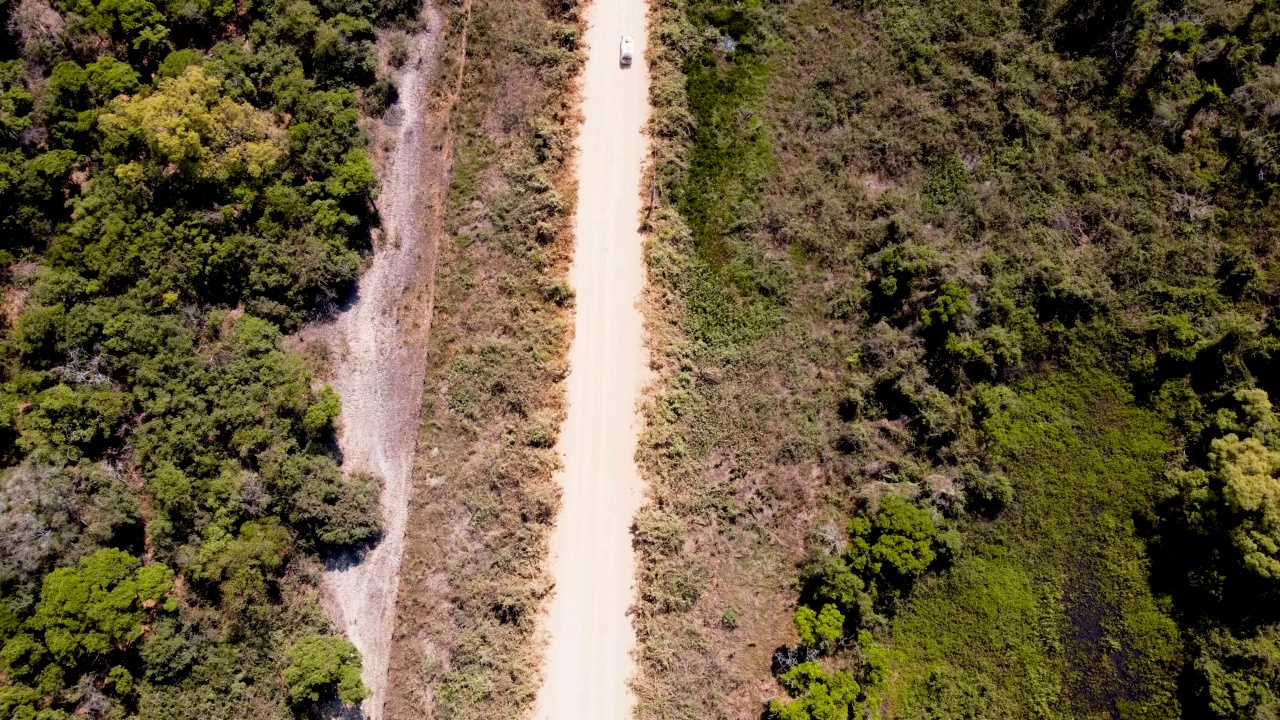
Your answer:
[292,7,447,717]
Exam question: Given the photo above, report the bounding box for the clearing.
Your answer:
[305,7,444,717]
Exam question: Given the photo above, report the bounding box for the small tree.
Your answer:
[769,661,860,720]
[800,554,865,612]
[1209,433,1280,579]
[282,635,367,707]
[98,66,283,185]
[847,495,937,589]
[31,548,174,665]
[1170,388,1280,580]
[794,604,844,651]
[302,385,342,435]
[961,467,1014,518]
[920,282,969,335]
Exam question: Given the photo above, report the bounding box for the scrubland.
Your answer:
[382,0,584,715]
[635,0,1280,717]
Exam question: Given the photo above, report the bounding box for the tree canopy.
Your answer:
[0,0,400,711]
[282,634,367,706]
[30,548,174,665]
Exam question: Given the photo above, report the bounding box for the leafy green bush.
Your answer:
[282,634,368,706]
[1169,388,1280,578]
[847,496,937,590]
[31,548,174,665]
[768,662,860,720]
[793,604,843,651]
[959,467,1013,518]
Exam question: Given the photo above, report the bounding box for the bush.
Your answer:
[282,635,368,706]
[847,495,938,589]
[960,468,1013,518]
[388,32,409,68]
[800,554,866,617]
[30,548,174,665]
[768,661,860,720]
[793,604,844,650]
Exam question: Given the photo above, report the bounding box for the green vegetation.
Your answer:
[889,375,1181,718]
[0,0,409,710]
[282,634,366,706]
[638,0,1280,717]
[33,548,176,666]
[769,662,861,720]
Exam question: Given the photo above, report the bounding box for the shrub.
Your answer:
[960,467,1013,518]
[30,548,174,665]
[720,607,740,629]
[282,635,368,706]
[800,554,866,616]
[847,495,938,589]
[768,661,860,720]
[793,604,844,650]
[388,32,409,68]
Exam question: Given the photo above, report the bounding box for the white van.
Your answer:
[620,35,634,65]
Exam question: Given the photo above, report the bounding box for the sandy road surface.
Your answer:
[534,0,650,716]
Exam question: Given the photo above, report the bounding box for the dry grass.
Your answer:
[630,2,823,715]
[383,0,584,715]
[631,0,897,717]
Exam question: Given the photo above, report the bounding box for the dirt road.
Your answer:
[534,0,650,716]
[312,10,441,718]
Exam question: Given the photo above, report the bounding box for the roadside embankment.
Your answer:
[381,0,586,715]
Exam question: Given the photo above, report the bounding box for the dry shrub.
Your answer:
[7,0,65,64]
[383,0,583,715]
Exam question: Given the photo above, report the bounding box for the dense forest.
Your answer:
[0,0,412,712]
[638,0,1280,717]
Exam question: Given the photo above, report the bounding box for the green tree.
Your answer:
[302,385,341,435]
[1,683,70,720]
[282,634,368,706]
[856,630,890,692]
[193,517,291,584]
[0,634,47,678]
[30,548,174,665]
[1208,433,1280,579]
[960,467,1014,518]
[847,495,938,588]
[59,0,169,51]
[98,65,284,185]
[921,282,969,335]
[769,661,860,720]
[15,383,130,460]
[1171,389,1280,580]
[794,604,844,650]
[39,62,91,150]
[871,242,936,311]
[85,56,140,99]
[1195,628,1280,720]
[0,60,33,141]
[800,554,866,614]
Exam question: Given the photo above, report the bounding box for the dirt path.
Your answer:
[533,0,651,715]
[305,9,443,719]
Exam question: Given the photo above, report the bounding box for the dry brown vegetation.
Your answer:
[383,0,583,715]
